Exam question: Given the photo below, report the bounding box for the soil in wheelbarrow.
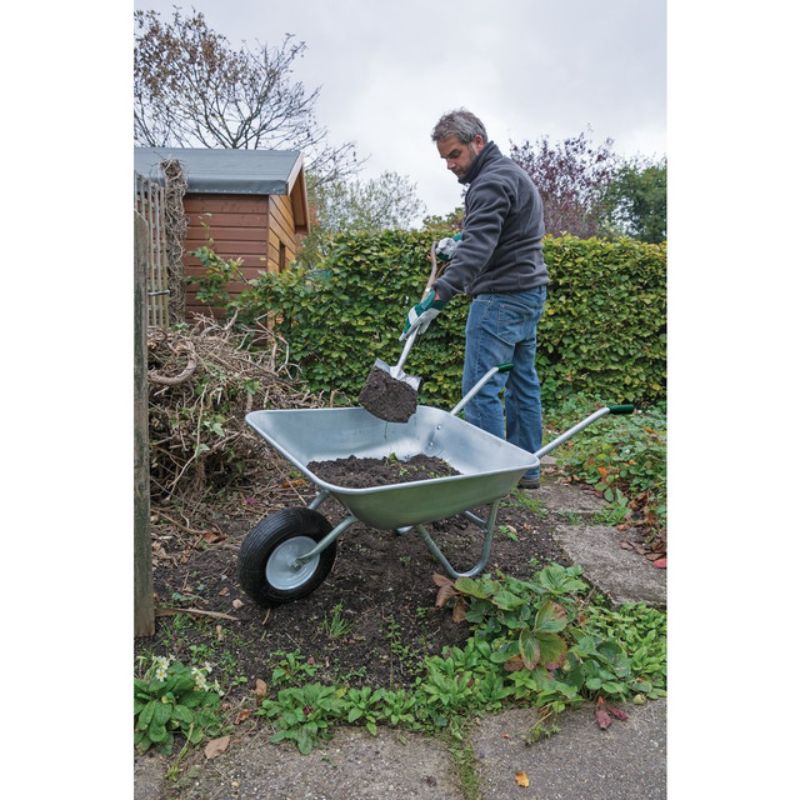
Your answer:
[141,454,569,707]
[307,453,459,487]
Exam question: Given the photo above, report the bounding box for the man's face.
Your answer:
[436,134,485,179]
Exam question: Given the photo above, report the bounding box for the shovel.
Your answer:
[358,244,440,423]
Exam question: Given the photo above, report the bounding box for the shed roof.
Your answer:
[134,147,304,195]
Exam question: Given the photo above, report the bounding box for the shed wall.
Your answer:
[183,192,299,318]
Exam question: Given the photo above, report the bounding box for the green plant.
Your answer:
[322,603,352,639]
[245,564,666,755]
[229,231,665,409]
[186,234,247,310]
[269,649,320,686]
[550,398,666,532]
[256,683,347,754]
[497,524,519,541]
[134,656,224,754]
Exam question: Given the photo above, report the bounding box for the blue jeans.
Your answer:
[462,286,547,480]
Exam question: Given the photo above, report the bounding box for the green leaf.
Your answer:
[536,633,567,669]
[491,590,525,611]
[534,599,568,634]
[519,629,540,670]
[453,577,493,599]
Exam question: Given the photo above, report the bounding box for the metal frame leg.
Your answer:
[415,500,500,579]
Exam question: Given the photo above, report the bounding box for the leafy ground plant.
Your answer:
[134,655,224,754]
[252,563,666,753]
[548,396,666,533]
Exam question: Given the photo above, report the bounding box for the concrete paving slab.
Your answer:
[535,481,608,517]
[171,726,463,800]
[553,524,666,607]
[135,753,168,800]
[472,700,666,800]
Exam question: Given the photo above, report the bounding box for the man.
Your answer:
[402,109,549,489]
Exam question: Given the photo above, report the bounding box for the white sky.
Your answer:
[133,0,666,221]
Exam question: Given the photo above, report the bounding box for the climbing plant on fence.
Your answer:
[225,230,665,408]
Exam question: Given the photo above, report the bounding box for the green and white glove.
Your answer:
[400,290,446,341]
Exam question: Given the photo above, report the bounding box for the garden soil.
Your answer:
[141,454,569,696]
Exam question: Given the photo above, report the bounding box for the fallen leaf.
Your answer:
[436,583,457,608]
[432,572,452,588]
[216,625,224,641]
[232,599,244,610]
[202,531,223,544]
[515,771,530,787]
[606,704,629,721]
[653,558,667,569]
[255,679,268,699]
[234,709,251,725]
[452,597,468,623]
[218,586,230,596]
[595,697,613,730]
[619,541,633,550]
[204,736,230,759]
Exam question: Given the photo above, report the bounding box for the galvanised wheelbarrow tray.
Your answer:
[238,364,634,607]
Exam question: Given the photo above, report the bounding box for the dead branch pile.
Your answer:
[148,315,331,503]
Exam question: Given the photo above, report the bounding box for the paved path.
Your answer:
[135,464,667,800]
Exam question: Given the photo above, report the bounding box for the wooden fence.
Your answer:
[134,173,170,327]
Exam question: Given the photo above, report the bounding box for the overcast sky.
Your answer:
[133,0,665,222]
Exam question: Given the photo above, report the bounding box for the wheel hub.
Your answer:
[265,536,320,591]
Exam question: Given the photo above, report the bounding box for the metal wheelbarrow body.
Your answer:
[237,364,634,607]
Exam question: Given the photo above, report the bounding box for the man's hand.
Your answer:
[400,290,446,341]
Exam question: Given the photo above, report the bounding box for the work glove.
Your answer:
[400,290,446,341]
[434,232,462,261]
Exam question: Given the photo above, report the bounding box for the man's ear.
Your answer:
[472,134,486,152]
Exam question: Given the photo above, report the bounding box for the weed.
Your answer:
[322,603,352,639]
[269,650,320,686]
[510,490,548,517]
[497,524,519,541]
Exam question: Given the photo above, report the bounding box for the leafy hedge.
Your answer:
[233,231,665,409]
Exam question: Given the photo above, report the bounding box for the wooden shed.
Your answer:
[134,147,310,318]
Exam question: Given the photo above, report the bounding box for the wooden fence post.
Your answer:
[134,212,155,637]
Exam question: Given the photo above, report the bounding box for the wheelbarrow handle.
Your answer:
[534,403,636,458]
[449,363,513,417]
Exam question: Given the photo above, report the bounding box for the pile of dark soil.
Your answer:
[357,366,418,422]
[307,454,458,488]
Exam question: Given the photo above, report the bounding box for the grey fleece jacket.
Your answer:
[433,141,548,303]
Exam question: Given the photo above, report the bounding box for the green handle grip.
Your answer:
[608,404,635,414]
[497,363,513,373]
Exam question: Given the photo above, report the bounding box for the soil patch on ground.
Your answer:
[138,453,568,703]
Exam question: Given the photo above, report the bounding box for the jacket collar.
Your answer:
[460,140,500,185]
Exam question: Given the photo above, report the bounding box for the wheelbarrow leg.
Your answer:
[292,513,358,566]
[415,500,501,580]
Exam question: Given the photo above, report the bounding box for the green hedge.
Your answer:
[234,231,665,409]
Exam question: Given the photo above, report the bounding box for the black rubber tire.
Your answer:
[238,508,336,607]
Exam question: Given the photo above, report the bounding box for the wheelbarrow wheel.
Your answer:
[238,508,336,607]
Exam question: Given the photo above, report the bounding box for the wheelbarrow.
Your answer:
[238,364,634,607]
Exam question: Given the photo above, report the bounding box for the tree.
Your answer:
[604,159,667,243]
[296,171,426,267]
[134,8,359,187]
[310,171,426,233]
[509,130,618,238]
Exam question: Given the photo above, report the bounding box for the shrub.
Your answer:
[232,231,665,409]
